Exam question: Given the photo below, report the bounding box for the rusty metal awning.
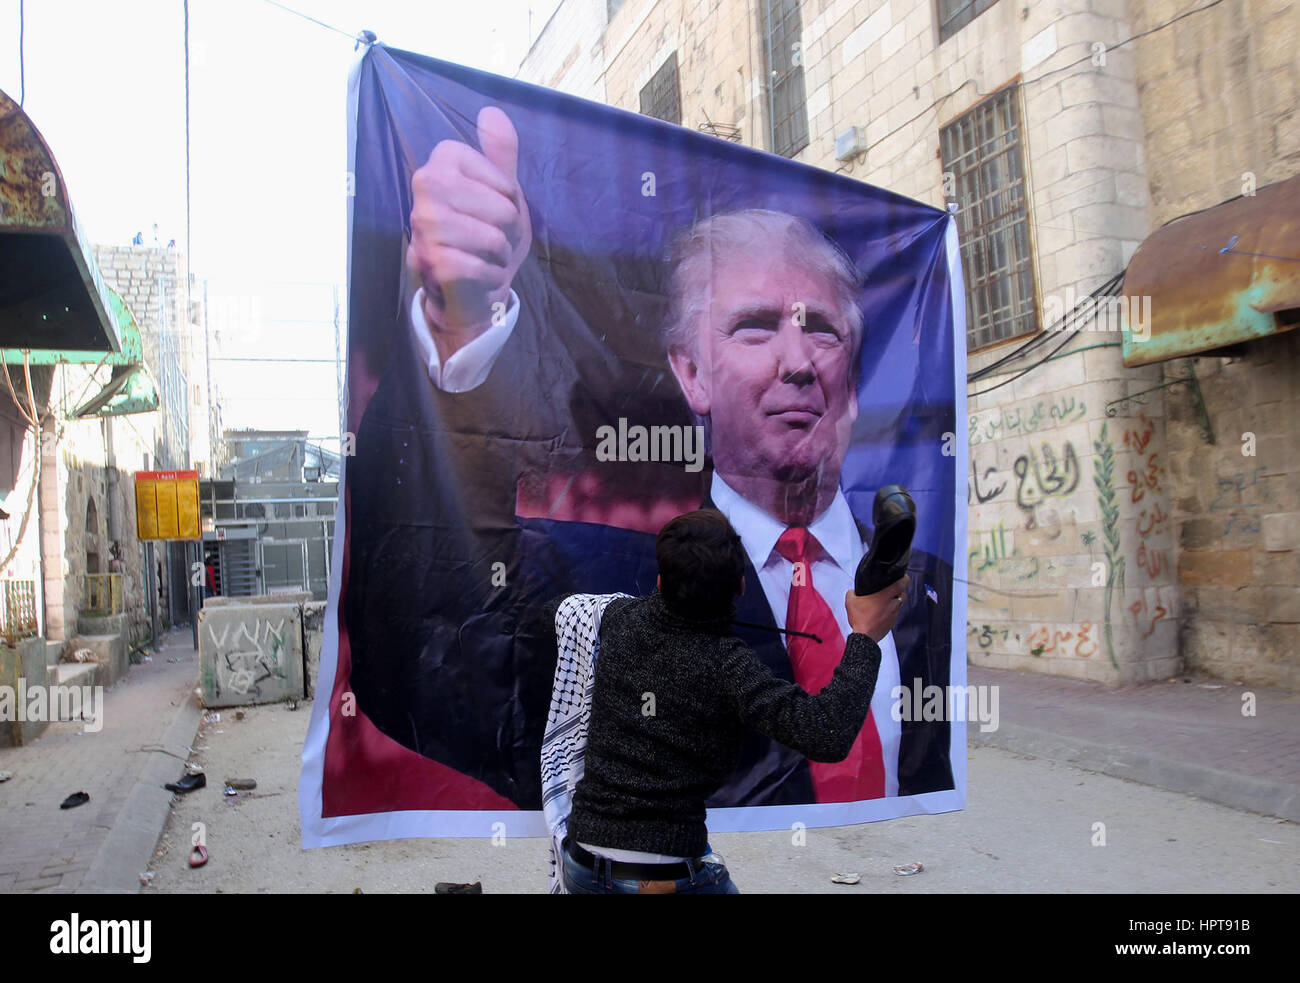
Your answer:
[0,87,124,354]
[1121,173,1300,367]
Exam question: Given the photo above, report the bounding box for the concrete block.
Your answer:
[1252,549,1300,586]
[302,601,327,699]
[77,612,127,637]
[199,603,303,708]
[203,591,312,608]
[1264,586,1300,623]
[1262,512,1300,551]
[0,637,54,747]
[1178,549,1252,587]
[68,633,128,688]
[1179,517,1220,551]
[51,662,101,688]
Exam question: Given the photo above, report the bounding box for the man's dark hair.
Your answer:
[656,509,745,620]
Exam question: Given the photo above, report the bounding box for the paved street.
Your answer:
[143,668,1299,894]
[0,629,201,894]
[143,700,1298,893]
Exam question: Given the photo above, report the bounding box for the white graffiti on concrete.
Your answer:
[205,618,289,698]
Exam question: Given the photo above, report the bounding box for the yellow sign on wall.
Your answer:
[135,470,201,541]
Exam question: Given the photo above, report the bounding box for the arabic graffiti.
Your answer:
[1123,414,1171,582]
[969,395,1087,446]
[1013,441,1081,525]
[968,455,1008,505]
[1028,622,1098,658]
[966,621,1098,658]
[1209,465,1268,537]
[968,522,1041,580]
[967,623,1014,649]
[1128,586,1170,640]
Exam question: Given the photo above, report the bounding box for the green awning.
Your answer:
[71,362,159,418]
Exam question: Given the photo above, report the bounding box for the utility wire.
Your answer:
[1030,0,1226,85]
[966,273,1124,382]
[966,327,1085,399]
[259,0,358,41]
[184,1,191,283]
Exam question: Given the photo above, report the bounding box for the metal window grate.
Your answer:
[640,52,682,125]
[1,579,38,646]
[938,0,1000,43]
[762,0,808,158]
[940,84,1038,352]
[84,573,123,615]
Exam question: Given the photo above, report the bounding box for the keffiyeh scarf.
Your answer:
[541,592,631,894]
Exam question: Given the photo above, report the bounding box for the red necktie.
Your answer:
[774,527,885,802]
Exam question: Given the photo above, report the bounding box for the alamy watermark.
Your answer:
[50,914,150,963]
[891,679,999,733]
[595,417,705,473]
[1042,287,1152,341]
[0,680,103,732]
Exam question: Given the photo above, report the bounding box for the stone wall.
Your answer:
[1160,333,1300,690]
[518,0,609,99]
[1128,0,1300,689]
[92,244,194,473]
[1129,0,1299,227]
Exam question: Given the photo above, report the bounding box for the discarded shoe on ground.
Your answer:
[59,791,90,809]
[164,772,206,794]
[434,881,483,895]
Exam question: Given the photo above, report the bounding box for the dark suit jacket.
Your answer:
[345,257,954,809]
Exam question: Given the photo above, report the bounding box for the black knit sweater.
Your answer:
[565,590,882,859]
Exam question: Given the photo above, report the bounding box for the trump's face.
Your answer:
[669,244,858,501]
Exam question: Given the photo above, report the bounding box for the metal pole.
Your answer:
[147,541,160,649]
[762,0,776,154]
[333,284,345,444]
[190,540,200,650]
[204,278,214,469]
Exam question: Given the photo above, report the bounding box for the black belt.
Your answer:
[563,838,695,880]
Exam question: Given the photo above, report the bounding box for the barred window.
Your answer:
[940,84,1038,351]
[640,52,682,125]
[938,0,999,43]
[761,0,808,158]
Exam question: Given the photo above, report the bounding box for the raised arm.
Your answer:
[721,576,909,761]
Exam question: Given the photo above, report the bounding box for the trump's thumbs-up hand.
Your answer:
[407,106,533,358]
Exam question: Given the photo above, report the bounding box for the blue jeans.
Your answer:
[561,843,739,894]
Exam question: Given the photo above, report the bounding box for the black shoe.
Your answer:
[164,772,206,794]
[434,881,483,894]
[854,484,916,596]
[60,791,90,809]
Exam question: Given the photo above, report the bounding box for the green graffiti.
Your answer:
[1093,423,1124,670]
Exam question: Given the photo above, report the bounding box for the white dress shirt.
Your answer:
[709,473,902,797]
[409,288,521,393]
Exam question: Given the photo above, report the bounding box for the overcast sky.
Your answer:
[1,0,558,438]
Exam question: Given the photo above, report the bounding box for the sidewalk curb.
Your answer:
[970,722,1300,823]
[77,683,204,894]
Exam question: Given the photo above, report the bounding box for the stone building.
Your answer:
[30,244,219,647]
[517,0,1300,689]
[1,89,220,746]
